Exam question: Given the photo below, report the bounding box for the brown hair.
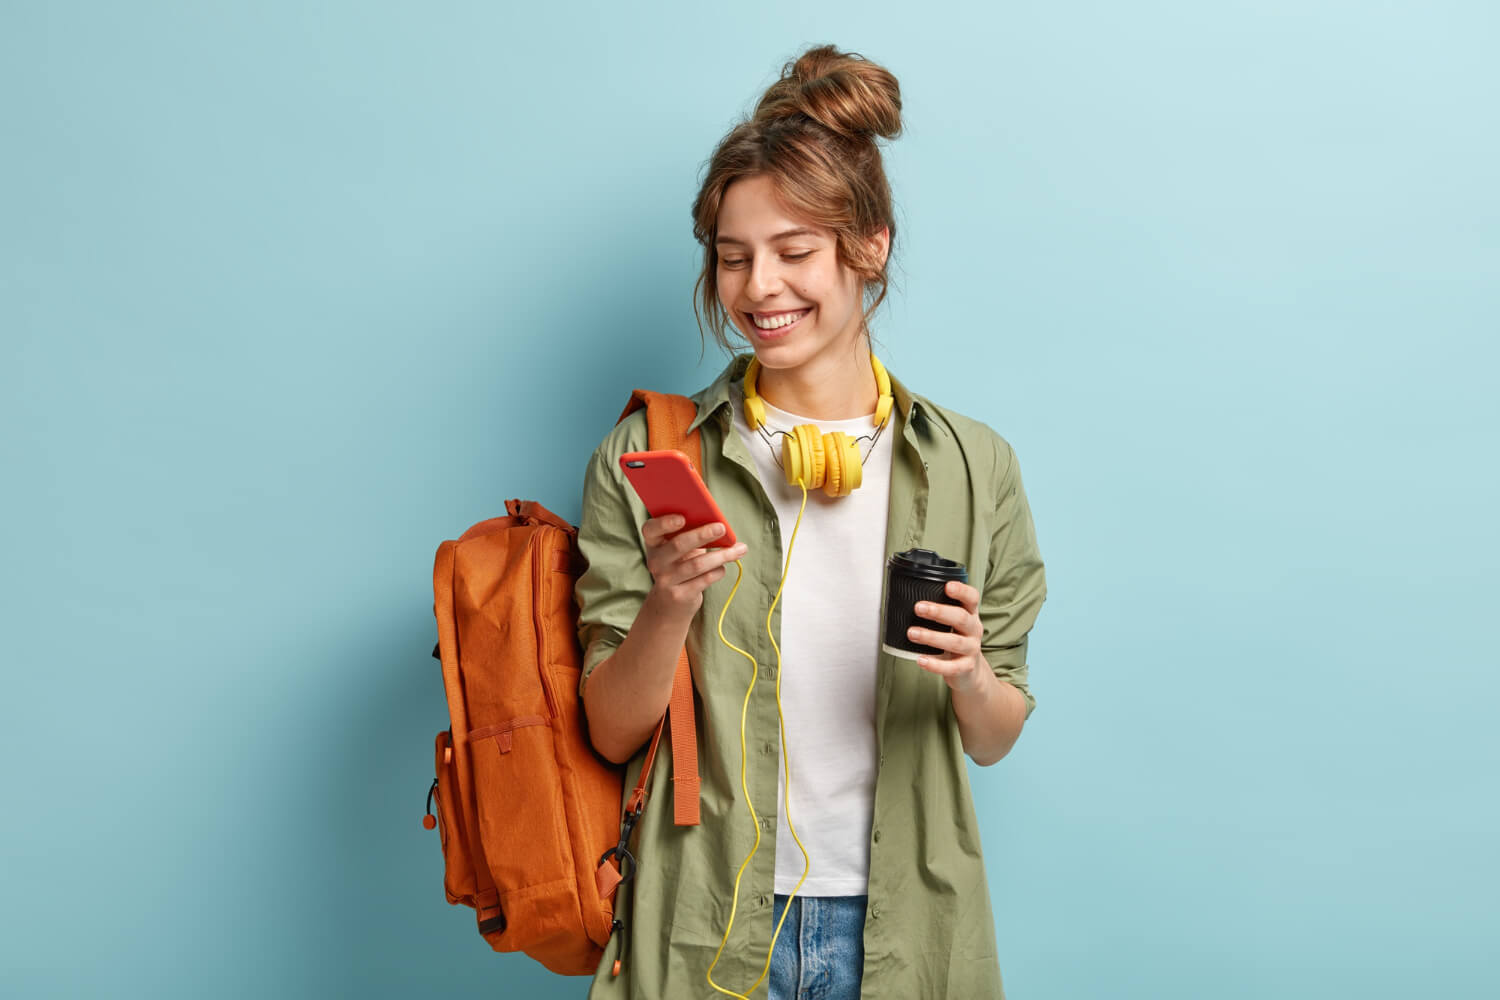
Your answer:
[691,44,903,358]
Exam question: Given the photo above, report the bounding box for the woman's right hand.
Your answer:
[641,515,748,618]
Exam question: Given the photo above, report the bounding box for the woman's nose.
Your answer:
[745,254,783,300]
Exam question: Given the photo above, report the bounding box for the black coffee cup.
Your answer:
[880,548,968,660]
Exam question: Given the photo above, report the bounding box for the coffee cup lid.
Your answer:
[888,548,967,582]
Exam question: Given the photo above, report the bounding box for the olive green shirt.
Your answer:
[574,353,1047,999]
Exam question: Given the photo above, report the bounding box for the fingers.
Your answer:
[650,538,746,612]
[677,541,747,582]
[944,581,980,612]
[671,521,729,557]
[912,601,980,638]
[914,653,971,680]
[642,514,745,589]
[912,601,960,628]
[640,514,684,547]
[909,581,982,658]
[641,515,727,553]
[906,624,978,658]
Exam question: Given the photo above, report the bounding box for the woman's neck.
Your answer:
[754,340,880,421]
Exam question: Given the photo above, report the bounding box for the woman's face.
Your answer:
[714,174,884,372]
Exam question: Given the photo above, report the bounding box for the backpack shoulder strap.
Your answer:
[614,391,703,828]
[618,390,703,473]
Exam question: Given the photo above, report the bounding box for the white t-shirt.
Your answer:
[730,382,893,896]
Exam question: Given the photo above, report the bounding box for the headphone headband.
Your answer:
[742,352,894,430]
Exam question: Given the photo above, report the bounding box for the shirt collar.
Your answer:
[687,352,928,437]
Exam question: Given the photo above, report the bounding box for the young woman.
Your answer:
[574,44,1047,1000]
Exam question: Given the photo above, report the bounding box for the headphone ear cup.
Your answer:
[783,424,826,490]
[781,432,802,487]
[837,432,862,495]
[823,433,844,498]
[822,431,863,498]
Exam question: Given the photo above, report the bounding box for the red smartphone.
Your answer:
[619,450,738,548]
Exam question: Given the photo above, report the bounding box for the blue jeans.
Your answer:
[769,894,868,1000]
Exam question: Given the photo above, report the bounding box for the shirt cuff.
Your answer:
[578,625,627,699]
[981,636,1036,721]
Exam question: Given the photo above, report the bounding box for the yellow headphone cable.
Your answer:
[704,475,813,1000]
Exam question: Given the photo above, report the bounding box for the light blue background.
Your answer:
[3,2,1495,997]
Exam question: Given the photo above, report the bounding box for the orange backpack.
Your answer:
[422,391,702,977]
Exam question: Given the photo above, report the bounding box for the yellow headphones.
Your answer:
[742,352,894,498]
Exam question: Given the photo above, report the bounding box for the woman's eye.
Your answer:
[720,252,811,268]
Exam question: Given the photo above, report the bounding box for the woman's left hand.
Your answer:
[908,580,989,696]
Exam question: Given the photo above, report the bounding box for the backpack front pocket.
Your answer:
[432,729,477,906]
[466,715,583,957]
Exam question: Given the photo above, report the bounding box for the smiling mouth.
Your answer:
[746,308,811,336]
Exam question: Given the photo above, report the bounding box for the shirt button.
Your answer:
[870,904,881,920]
[762,816,775,831]
[758,894,770,907]
[762,742,776,755]
[872,829,881,844]
[878,753,887,766]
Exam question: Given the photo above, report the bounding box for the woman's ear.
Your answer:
[869,226,891,269]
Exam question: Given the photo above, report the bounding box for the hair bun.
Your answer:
[753,44,902,141]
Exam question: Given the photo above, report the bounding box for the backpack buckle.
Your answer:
[597,803,643,886]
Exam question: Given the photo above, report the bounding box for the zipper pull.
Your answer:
[422,778,438,830]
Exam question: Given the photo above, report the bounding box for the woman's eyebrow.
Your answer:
[715,227,820,246]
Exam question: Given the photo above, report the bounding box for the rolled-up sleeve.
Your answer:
[574,423,654,698]
[978,436,1047,719]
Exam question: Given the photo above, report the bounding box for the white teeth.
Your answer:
[752,309,809,330]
